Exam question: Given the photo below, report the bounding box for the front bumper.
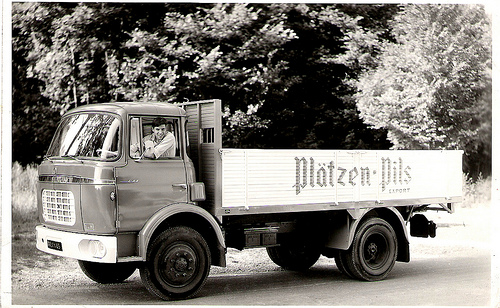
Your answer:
[36,225,118,263]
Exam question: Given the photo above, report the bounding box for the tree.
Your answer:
[253,4,393,150]
[12,3,69,164]
[12,3,171,164]
[115,3,393,149]
[13,3,398,164]
[354,4,491,177]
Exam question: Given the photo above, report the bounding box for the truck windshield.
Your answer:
[46,113,121,161]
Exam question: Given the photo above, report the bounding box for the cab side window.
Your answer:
[129,116,180,159]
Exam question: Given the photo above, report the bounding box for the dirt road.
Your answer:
[11,205,498,306]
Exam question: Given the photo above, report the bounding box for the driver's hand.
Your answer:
[144,140,155,150]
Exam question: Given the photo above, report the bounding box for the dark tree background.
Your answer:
[12,3,491,179]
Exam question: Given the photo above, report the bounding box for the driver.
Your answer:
[131,117,176,159]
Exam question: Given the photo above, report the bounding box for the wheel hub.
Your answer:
[160,245,197,286]
[174,256,189,272]
[367,242,378,258]
[363,233,389,268]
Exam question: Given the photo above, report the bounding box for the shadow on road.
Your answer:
[201,265,345,297]
[13,265,348,305]
[13,253,491,306]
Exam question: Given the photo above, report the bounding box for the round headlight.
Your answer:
[89,240,107,259]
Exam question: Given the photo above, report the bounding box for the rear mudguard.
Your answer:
[326,207,410,262]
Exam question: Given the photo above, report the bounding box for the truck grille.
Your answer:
[42,190,76,226]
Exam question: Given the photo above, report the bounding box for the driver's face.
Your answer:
[153,124,167,139]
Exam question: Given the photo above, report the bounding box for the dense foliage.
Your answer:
[354,4,491,178]
[12,3,491,178]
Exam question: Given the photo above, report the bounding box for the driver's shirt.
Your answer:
[144,132,176,158]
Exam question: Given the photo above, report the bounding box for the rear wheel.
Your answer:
[78,260,137,284]
[333,249,354,278]
[267,241,320,271]
[344,217,398,281]
[140,226,211,300]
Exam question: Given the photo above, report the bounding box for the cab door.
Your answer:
[115,116,187,232]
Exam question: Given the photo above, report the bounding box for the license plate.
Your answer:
[47,240,63,251]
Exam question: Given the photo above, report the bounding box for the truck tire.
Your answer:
[333,249,354,278]
[266,242,320,271]
[139,226,211,300]
[344,217,398,281]
[78,260,137,284]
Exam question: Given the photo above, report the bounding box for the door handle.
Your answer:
[172,183,187,190]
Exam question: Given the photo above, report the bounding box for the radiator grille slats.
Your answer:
[42,190,76,225]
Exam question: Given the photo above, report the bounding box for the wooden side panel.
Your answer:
[221,149,463,212]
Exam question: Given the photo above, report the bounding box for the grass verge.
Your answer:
[11,162,60,273]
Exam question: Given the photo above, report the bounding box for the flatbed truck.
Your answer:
[36,99,462,300]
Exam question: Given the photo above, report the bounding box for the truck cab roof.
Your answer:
[65,102,186,117]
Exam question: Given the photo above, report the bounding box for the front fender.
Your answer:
[138,203,225,263]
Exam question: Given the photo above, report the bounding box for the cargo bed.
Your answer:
[218,148,462,216]
[180,100,462,217]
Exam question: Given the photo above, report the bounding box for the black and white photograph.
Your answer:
[1,1,497,307]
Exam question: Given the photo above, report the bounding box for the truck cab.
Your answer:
[36,101,225,298]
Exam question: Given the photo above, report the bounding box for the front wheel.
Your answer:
[344,217,398,281]
[140,226,211,300]
[78,260,137,284]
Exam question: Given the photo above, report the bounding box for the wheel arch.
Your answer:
[138,203,226,267]
[326,207,410,262]
[357,207,410,262]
